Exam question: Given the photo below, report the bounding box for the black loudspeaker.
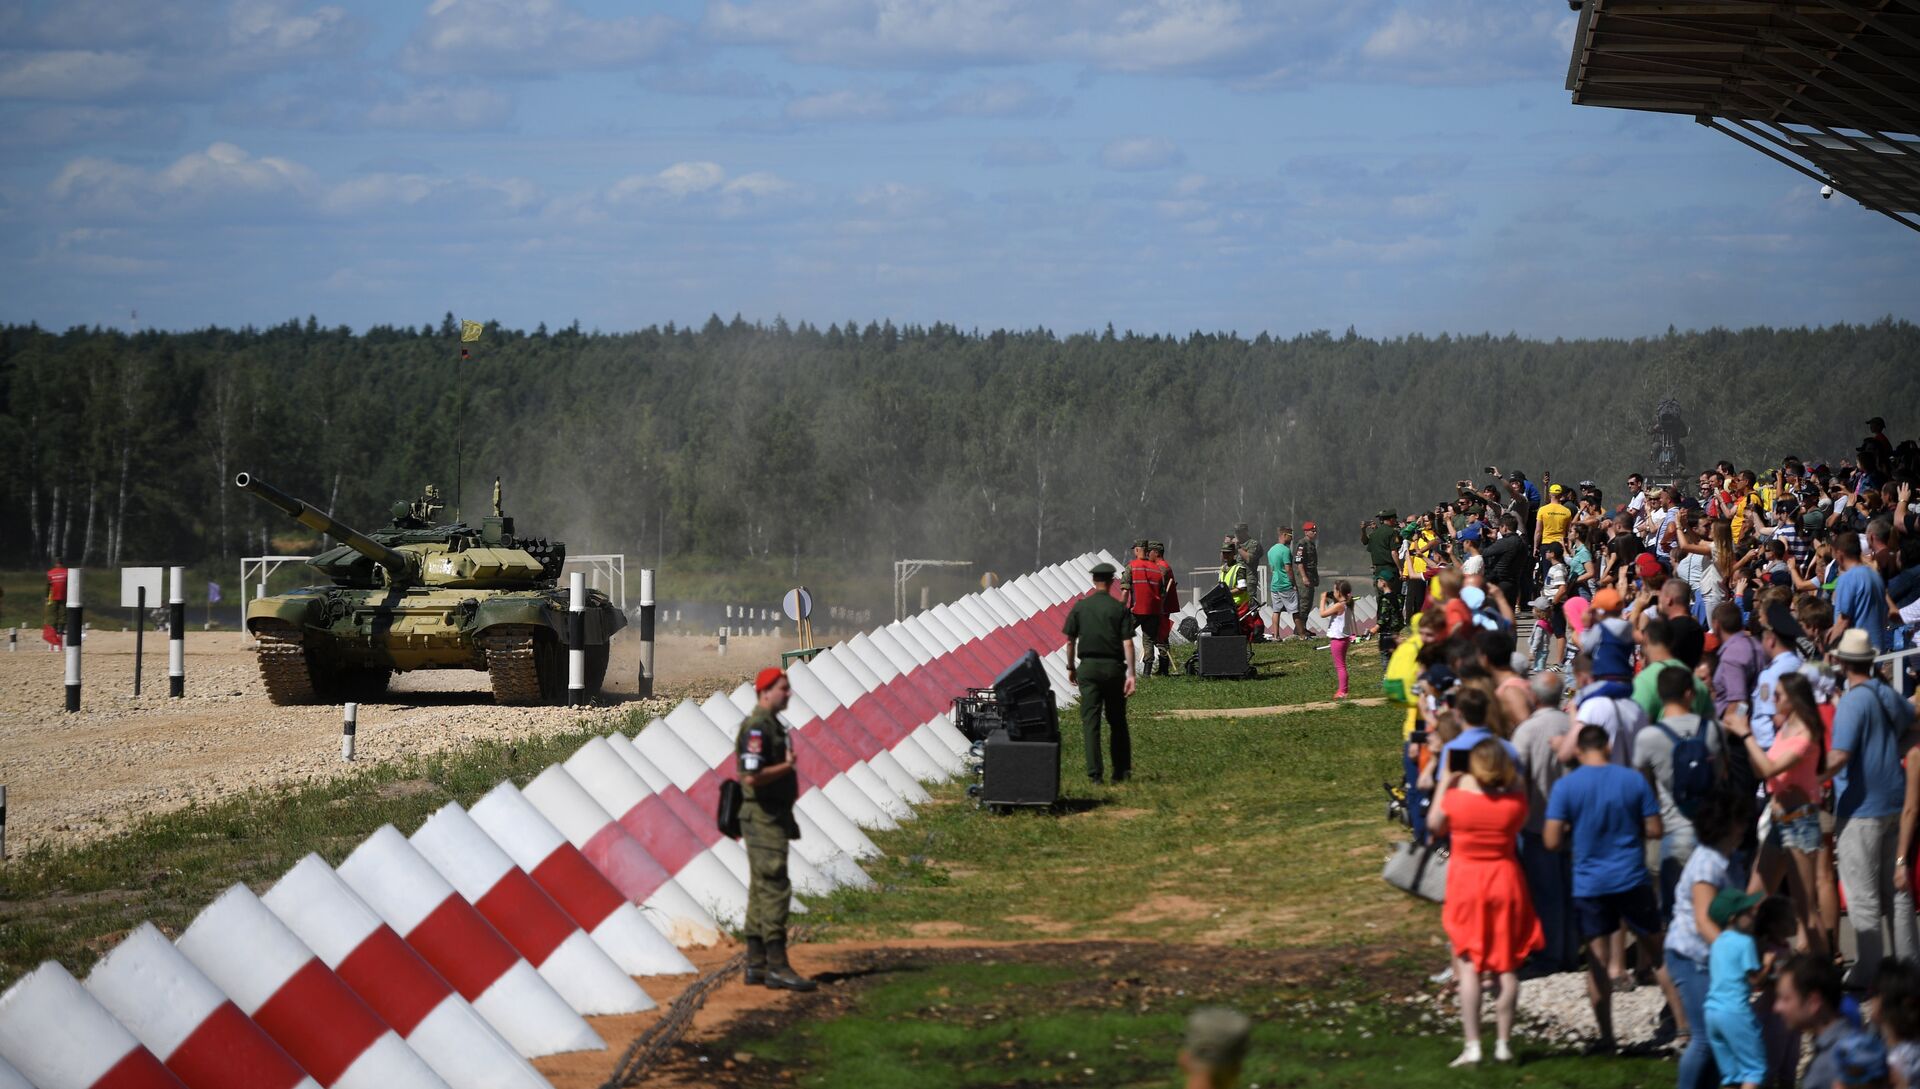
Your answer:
[981,729,1060,807]
[1198,583,1239,634]
[992,650,1059,741]
[1196,634,1251,678]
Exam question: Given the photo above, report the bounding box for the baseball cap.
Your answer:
[1548,483,1564,496]
[754,667,786,693]
[1090,562,1117,578]
[1764,603,1805,642]
[1591,588,1623,614]
[1708,888,1765,927]
[1634,552,1663,580]
[1506,470,1524,482]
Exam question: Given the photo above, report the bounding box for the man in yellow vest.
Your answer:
[1218,537,1261,642]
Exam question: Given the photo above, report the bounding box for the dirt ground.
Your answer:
[0,628,791,851]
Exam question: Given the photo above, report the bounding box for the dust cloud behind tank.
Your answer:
[234,473,625,705]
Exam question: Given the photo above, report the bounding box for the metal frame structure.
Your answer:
[562,553,627,611]
[893,559,972,621]
[1567,0,1920,233]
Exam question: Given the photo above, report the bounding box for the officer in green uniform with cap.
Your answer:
[1063,562,1138,784]
[1362,509,1405,661]
[734,666,817,991]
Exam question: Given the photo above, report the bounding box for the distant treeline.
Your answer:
[3,314,1917,579]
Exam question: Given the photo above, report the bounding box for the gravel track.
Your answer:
[0,628,789,852]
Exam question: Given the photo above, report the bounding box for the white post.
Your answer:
[64,569,83,713]
[341,702,357,761]
[718,628,728,657]
[637,568,656,698]
[167,566,185,697]
[567,572,586,706]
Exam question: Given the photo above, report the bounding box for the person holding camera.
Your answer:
[1320,580,1354,698]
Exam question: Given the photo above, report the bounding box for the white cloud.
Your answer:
[1357,4,1575,84]
[0,104,186,148]
[49,141,317,216]
[403,0,681,76]
[0,51,148,100]
[366,84,514,130]
[981,138,1065,167]
[701,0,1301,75]
[1099,136,1184,172]
[785,88,907,123]
[588,161,798,221]
[936,78,1063,118]
[0,1,362,101]
[318,172,541,217]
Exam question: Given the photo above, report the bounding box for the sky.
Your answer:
[2,0,1915,340]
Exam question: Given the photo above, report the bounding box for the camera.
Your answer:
[1820,184,1834,200]
[1484,466,1497,476]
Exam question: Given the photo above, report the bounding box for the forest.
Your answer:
[3,315,1917,586]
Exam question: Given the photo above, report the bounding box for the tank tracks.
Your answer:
[256,633,320,704]
[481,629,547,705]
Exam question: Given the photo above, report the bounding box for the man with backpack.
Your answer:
[1634,667,1725,915]
[1827,628,1918,984]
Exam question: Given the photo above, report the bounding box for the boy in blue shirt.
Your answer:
[1704,889,1771,1089]
[1545,725,1682,1053]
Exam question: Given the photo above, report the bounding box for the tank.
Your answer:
[235,472,626,705]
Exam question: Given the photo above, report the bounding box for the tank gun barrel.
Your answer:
[235,472,415,578]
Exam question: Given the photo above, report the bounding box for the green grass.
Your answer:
[0,713,649,983]
[702,950,1669,1089]
[806,640,1411,948]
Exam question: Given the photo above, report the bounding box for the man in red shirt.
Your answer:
[1126,539,1164,677]
[43,560,68,649]
[1149,541,1175,676]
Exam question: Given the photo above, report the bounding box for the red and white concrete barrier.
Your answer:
[561,738,751,928]
[468,782,696,976]
[818,644,956,779]
[618,719,836,898]
[261,855,547,1089]
[718,685,891,850]
[779,691,906,825]
[786,660,927,806]
[832,640,969,773]
[85,923,317,1089]
[520,765,720,947]
[693,693,880,882]
[336,826,602,1059]
[410,803,655,1017]
[176,885,448,1089]
[0,961,187,1089]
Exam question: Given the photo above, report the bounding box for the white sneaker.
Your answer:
[1494,1041,1513,1062]
[1449,1044,1482,1068]
[1428,965,1455,984]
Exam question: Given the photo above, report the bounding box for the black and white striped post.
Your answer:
[7,627,14,652]
[567,572,586,707]
[636,568,656,698]
[63,569,83,713]
[167,566,185,697]
[341,702,357,761]
[0,784,7,860]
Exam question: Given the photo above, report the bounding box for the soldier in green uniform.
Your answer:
[1362,509,1405,661]
[734,666,817,992]
[1063,562,1138,784]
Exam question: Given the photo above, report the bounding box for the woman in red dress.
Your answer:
[1430,737,1545,1066]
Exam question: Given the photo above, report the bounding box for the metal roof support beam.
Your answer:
[1728,69,1920,188]
[1821,0,1920,56]
[1771,21,1920,122]
[1752,36,1920,141]
[1710,115,1920,230]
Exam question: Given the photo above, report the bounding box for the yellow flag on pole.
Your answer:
[459,319,484,343]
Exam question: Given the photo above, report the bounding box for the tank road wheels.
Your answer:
[481,627,609,706]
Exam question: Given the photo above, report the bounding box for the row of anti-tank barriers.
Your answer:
[0,549,1122,1089]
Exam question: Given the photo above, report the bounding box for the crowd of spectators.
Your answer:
[1380,418,1920,1086]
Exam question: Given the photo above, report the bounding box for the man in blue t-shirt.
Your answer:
[1829,532,1889,652]
[1546,724,1678,1052]
[1828,628,1918,984]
